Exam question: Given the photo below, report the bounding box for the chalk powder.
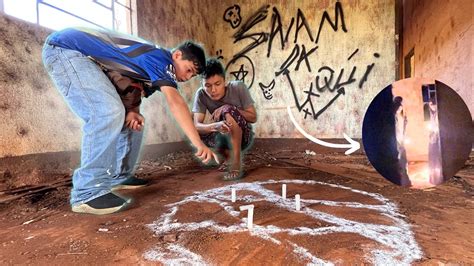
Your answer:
[145,179,423,265]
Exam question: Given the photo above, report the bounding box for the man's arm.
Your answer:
[194,113,230,134]
[161,86,219,164]
[106,70,145,131]
[106,70,143,113]
[238,105,257,123]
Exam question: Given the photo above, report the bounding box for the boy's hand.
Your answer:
[211,105,230,121]
[212,121,231,134]
[125,111,145,131]
[195,143,220,164]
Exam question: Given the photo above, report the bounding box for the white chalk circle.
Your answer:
[145,179,423,265]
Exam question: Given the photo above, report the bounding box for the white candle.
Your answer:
[231,188,236,203]
[239,204,254,230]
[282,184,287,199]
[295,194,301,211]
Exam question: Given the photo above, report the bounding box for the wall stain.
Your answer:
[17,127,28,137]
[0,103,10,111]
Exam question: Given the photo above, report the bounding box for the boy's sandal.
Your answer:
[222,170,244,181]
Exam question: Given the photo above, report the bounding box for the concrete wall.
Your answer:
[0,15,72,158]
[401,0,473,115]
[211,0,397,139]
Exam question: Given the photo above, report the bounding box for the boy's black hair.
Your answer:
[202,58,225,79]
[177,41,206,74]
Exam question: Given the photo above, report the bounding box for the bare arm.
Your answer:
[106,70,142,113]
[161,86,219,164]
[238,105,257,123]
[194,113,212,134]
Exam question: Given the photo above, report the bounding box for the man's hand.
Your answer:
[195,143,220,164]
[125,111,145,131]
[211,105,230,121]
[212,121,231,134]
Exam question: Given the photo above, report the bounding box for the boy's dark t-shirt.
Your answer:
[192,81,254,114]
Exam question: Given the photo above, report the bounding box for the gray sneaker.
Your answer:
[71,193,130,215]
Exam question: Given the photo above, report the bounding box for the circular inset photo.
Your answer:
[362,78,473,188]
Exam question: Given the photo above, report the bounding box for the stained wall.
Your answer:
[401,0,473,115]
[0,15,77,158]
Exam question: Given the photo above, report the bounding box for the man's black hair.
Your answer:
[177,41,206,74]
[202,58,225,79]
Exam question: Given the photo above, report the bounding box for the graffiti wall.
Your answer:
[0,0,396,159]
[211,0,396,138]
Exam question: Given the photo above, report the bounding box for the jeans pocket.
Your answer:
[45,55,72,96]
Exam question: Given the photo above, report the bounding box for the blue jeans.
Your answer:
[42,43,144,206]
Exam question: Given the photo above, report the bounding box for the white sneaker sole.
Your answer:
[71,200,130,215]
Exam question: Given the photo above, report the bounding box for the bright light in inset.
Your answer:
[422,167,430,180]
[426,122,433,131]
[403,138,411,145]
[425,122,439,133]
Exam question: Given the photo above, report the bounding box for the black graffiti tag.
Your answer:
[259,79,275,100]
[223,5,242,29]
[223,2,378,121]
[226,55,255,89]
[275,44,318,77]
[281,50,379,119]
[214,49,224,60]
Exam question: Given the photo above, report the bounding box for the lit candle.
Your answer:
[282,184,287,199]
[239,204,254,230]
[231,188,236,203]
[295,194,301,211]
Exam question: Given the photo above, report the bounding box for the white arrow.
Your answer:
[287,106,360,155]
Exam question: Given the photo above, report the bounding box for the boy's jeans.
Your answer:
[42,43,144,206]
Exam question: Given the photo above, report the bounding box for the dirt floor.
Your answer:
[0,143,473,265]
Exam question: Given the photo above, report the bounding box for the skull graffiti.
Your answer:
[223,5,242,29]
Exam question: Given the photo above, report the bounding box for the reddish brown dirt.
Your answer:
[0,148,473,264]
